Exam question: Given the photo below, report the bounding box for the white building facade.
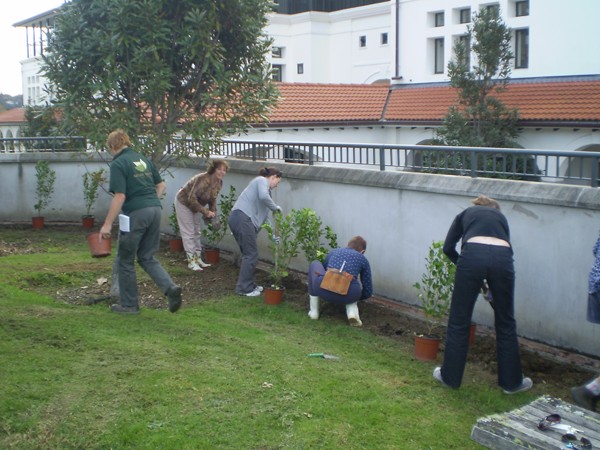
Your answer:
[4,0,599,156]
[267,0,600,84]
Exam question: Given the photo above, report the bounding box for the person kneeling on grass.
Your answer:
[307,236,373,327]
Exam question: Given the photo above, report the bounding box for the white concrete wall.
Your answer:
[20,57,49,106]
[267,3,392,83]
[1,152,599,358]
[237,124,598,153]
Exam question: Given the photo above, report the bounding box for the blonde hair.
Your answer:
[206,158,229,175]
[471,195,500,210]
[106,129,131,152]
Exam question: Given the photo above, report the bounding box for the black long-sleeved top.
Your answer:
[443,205,511,264]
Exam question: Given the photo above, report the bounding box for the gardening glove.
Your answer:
[205,216,221,230]
[272,234,281,245]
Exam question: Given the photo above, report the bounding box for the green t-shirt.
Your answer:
[109,148,163,214]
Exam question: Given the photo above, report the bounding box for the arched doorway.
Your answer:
[560,144,600,185]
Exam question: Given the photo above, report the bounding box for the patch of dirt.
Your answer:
[7,224,599,403]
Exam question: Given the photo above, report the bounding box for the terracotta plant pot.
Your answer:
[87,231,111,258]
[414,334,441,361]
[169,238,184,252]
[204,247,220,264]
[264,286,285,305]
[32,216,45,229]
[82,216,95,229]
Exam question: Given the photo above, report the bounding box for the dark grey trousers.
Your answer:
[117,206,175,308]
[228,209,259,294]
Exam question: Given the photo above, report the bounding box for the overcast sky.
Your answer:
[0,0,65,96]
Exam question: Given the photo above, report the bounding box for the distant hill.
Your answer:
[0,94,24,111]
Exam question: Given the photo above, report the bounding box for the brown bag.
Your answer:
[320,261,353,295]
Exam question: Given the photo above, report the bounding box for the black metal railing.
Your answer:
[207,139,600,187]
[3,135,599,187]
[275,0,387,14]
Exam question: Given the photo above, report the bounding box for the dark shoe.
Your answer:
[503,377,533,394]
[166,285,182,313]
[571,386,596,411]
[110,304,140,315]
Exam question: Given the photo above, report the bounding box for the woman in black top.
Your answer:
[433,195,533,394]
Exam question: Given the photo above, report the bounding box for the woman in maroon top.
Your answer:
[433,195,533,394]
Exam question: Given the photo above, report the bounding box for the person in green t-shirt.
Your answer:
[99,129,182,314]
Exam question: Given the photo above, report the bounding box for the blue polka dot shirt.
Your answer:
[589,232,600,294]
[324,247,373,300]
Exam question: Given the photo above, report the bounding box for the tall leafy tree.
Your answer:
[436,7,519,148]
[43,0,278,165]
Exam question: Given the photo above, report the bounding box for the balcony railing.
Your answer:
[3,136,599,187]
[208,139,600,187]
[0,136,87,153]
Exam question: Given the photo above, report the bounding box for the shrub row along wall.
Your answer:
[2,151,600,357]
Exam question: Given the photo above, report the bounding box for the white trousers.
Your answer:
[174,197,203,254]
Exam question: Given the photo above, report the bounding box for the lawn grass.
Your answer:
[0,227,537,449]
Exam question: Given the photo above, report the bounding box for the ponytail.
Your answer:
[259,167,283,178]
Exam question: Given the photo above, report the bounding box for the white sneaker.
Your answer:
[255,285,264,293]
[503,377,533,394]
[433,367,450,388]
[241,286,263,297]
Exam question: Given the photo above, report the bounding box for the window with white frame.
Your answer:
[435,12,444,27]
[459,8,471,24]
[458,35,470,69]
[381,32,388,45]
[297,63,304,75]
[272,47,283,58]
[515,28,529,69]
[485,4,499,18]
[359,35,366,47]
[271,64,283,81]
[434,38,444,74]
[516,0,529,16]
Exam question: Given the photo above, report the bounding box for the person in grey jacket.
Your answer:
[228,167,282,296]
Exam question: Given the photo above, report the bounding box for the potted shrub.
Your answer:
[261,210,300,305]
[413,240,456,361]
[82,168,106,229]
[168,204,184,252]
[201,185,236,264]
[292,207,338,265]
[32,160,57,229]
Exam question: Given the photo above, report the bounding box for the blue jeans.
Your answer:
[440,243,524,390]
[308,260,361,305]
[588,291,600,324]
[117,206,175,308]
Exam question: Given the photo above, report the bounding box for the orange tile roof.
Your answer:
[385,80,600,123]
[3,79,598,129]
[0,107,26,124]
[269,83,389,124]
[268,79,600,126]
